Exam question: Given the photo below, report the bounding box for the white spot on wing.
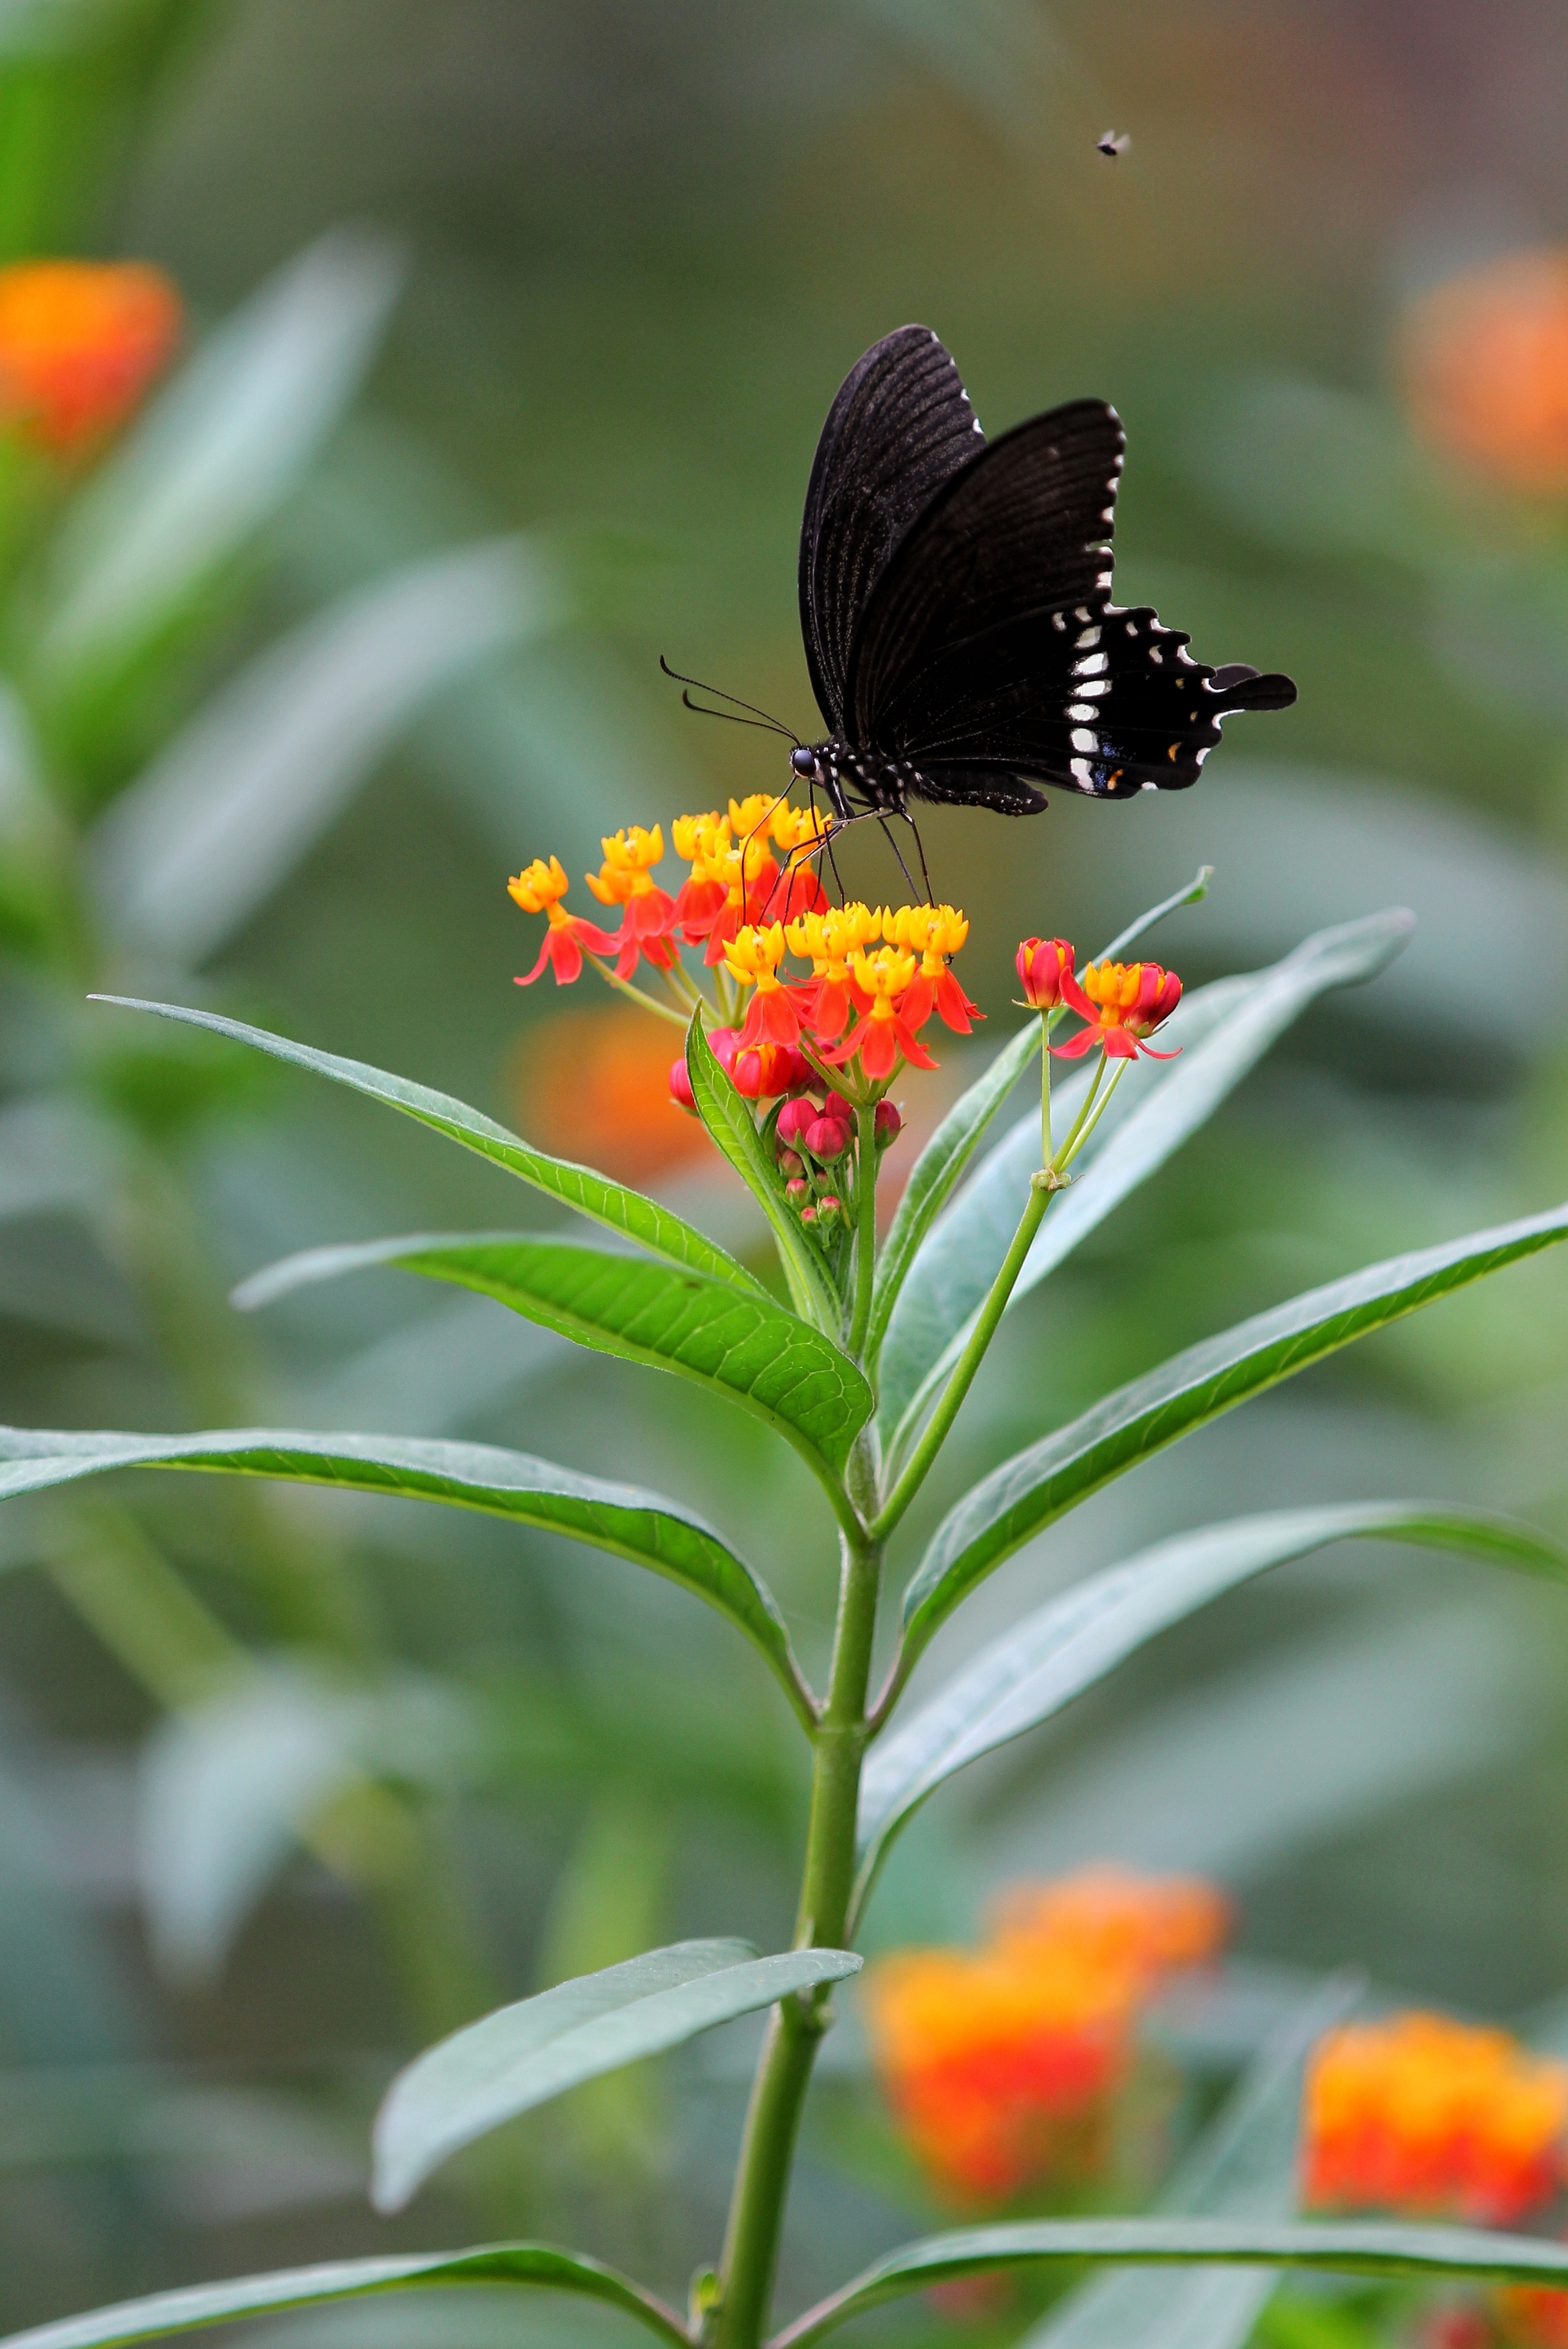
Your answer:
[1076,626,1101,648]
[1071,728,1098,752]
[1070,757,1095,786]
[1074,651,1108,675]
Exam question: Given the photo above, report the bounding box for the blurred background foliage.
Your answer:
[4,0,1568,2340]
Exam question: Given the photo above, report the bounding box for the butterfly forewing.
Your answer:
[844,399,1125,744]
[799,325,986,734]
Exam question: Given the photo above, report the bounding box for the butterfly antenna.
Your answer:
[661,656,801,743]
[680,691,793,738]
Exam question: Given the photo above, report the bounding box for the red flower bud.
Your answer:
[765,1043,814,1094]
[669,1057,698,1115]
[776,1095,817,1147]
[708,1026,741,1076]
[874,1100,902,1147]
[777,1147,804,1178]
[799,1203,817,1225]
[731,1048,768,1099]
[824,1091,854,1122]
[804,1115,852,1160]
[785,1177,811,1205]
[1016,936,1076,1009]
[817,1194,842,1224]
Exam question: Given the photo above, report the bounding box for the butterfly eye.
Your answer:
[791,746,819,780]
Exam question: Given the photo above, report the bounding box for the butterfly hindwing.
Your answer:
[903,605,1296,799]
[799,326,985,736]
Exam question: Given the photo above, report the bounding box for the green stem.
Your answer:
[846,1100,878,1360]
[871,1170,1055,1542]
[586,954,693,1030]
[714,1515,882,2349]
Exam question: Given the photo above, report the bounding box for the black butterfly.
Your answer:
[667,327,1295,878]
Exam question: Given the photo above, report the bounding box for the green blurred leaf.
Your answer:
[1018,1971,1362,2349]
[879,911,1414,1465]
[89,539,554,966]
[89,998,767,1294]
[371,1939,861,2214]
[33,229,404,696]
[0,2243,688,2349]
[235,1231,873,1479]
[0,1425,814,1725]
[859,1502,1565,1902]
[685,1009,841,1331]
[775,2220,1568,2349]
[898,1200,1568,1668]
[866,1019,1040,1374]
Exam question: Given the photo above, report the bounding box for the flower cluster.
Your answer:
[1303,2013,1568,2227]
[1402,247,1568,495]
[864,1866,1230,2205]
[1017,935,1183,1062]
[0,260,181,454]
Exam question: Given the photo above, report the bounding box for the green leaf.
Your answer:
[1019,1971,1361,2349]
[235,1232,873,1479]
[0,2243,687,2349]
[772,2220,1568,2349]
[865,1019,1042,1374]
[860,1503,1567,1887]
[879,911,1413,1462]
[90,540,552,967]
[0,1426,814,1727]
[89,998,765,1298]
[899,1199,1568,1669]
[35,232,405,699]
[1095,863,1214,962]
[684,1009,841,1330]
[372,1938,861,2212]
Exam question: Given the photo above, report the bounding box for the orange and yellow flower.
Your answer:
[508,855,620,986]
[1303,2013,1568,2227]
[866,1867,1232,2206]
[1402,248,1568,495]
[887,903,983,1035]
[584,825,679,975]
[1050,958,1183,1062]
[0,259,180,453]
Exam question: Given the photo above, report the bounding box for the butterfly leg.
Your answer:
[875,813,922,905]
[898,810,934,905]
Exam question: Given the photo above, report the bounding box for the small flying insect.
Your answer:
[1096,129,1131,158]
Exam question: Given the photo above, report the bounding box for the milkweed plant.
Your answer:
[9,779,1568,2349]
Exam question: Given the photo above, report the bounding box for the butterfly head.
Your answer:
[791,744,825,785]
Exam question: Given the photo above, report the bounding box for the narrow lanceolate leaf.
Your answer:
[89,998,765,1298]
[1018,1971,1362,2349]
[685,1010,841,1331]
[899,1200,1568,1669]
[865,1019,1042,1373]
[373,1939,861,2213]
[772,2220,1568,2349]
[236,1232,873,1478]
[880,911,1413,1461]
[0,1427,814,1727]
[0,2243,687,2349]
[859,1504,1567,1884]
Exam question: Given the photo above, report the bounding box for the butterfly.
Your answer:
[670,325,1296,869]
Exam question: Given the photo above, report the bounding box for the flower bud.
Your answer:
[1016,936,1075,1009]
[777,1147,804,1178]
[817,1194,842,1226]
[731,1048,767,1099]
[765,1043,814,1094]
[669,1057,698,1115]
[804,1114,852,1160]
[776,1095,817,1148]
[708,1026,741,1077]
[874,1099,902,1147]
[824,1091,855,1122]
[785,1177,811,1206]
[799,1203,817,1226]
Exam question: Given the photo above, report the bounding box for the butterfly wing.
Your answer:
[846,399,1295,800]
[799,326,986,735]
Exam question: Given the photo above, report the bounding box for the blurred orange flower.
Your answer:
[1402,249,1568,494]
[865,1866,1230,2205]
[512,1002,712,1184]
[1499,2287,1568,2349]
[1304,2012,1568,2226]
[0,260,180,454]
